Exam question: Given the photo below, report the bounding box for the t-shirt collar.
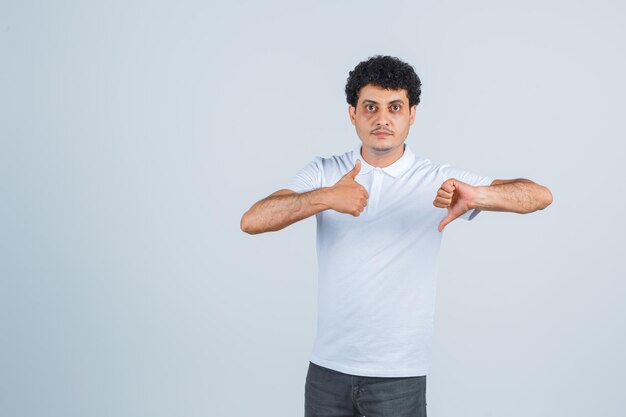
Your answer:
[350,143,416,178]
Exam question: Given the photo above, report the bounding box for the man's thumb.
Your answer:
[349,159,361,178]
[438,212,458,233]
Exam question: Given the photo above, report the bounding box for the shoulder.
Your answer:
[402,152,468,186]
[418,155,473,179]
[315,148,357,173]
[406,153,441,178]
[430,160,493,187]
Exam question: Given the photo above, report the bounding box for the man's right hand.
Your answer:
[241,159,369,234]
[326,159,369,216]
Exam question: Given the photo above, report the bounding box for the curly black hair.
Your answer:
[345,55,422,108]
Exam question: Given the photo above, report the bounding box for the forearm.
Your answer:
[470,179,553,214]
[241,188,331,234]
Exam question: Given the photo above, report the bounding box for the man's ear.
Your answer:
[409,105,417,124]
[349,105,356,125]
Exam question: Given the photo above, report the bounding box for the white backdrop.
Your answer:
[2,1,625,416]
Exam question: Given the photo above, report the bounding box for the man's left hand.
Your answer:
[433,178,477,232]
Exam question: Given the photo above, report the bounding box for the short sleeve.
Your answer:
[283,156,323,193]
[439,163,494,221]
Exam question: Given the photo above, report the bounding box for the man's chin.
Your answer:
[370,143,393,154]
[369,142,396,153]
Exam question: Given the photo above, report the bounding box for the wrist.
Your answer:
[311,187,333,210]
[468,185,485,210]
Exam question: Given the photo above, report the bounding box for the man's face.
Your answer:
[349,83,416,155]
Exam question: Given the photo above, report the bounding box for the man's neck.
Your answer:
[360,143,406,168]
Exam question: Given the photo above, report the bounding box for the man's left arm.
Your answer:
[434,178,553,232]
[473,178,553,213]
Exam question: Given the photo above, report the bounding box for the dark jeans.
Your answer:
[304,361,427,417]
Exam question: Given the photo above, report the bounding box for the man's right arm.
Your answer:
[240,159,368,235]
[239,188,332,235]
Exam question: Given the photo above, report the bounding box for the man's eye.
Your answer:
[366,105,376,111]
[391,105,401,111]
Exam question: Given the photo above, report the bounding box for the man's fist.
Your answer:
[433,178,477,232]
[326,159,369,216]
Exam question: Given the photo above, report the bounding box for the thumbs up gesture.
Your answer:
[433,178,477,232]
[327,159,369,216]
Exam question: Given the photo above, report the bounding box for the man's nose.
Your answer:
[375,108,391,125]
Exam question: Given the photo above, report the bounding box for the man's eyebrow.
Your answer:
[361,98,406,105]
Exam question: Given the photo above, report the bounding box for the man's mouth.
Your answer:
[373,130,392,137]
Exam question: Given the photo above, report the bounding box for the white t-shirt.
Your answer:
[284,142,493,377]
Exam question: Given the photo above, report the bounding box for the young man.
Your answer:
[240,55,552,417]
